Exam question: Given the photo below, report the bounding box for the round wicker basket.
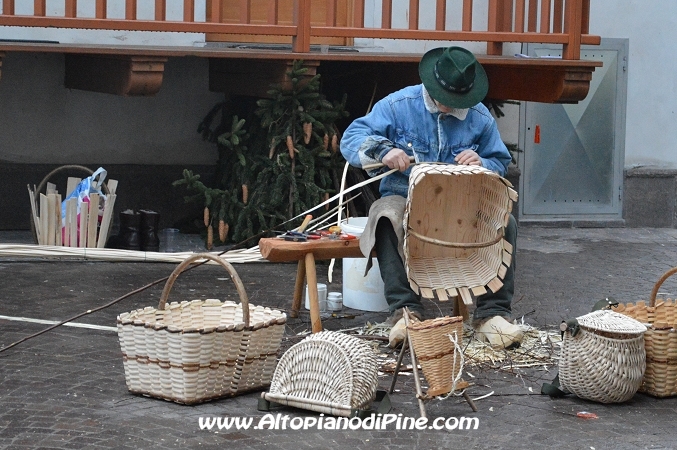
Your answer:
[559,309,647,403]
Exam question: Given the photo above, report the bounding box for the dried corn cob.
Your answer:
[207,225,214,249]
[303,122,312,144]
[203,207,210,227]
[242,184,249,204]
[286,136,295,159]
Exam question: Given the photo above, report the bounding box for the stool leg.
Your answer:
[290,259,306,318]
[304,252,323,333]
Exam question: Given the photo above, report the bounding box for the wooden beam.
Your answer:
[484,62,594,103]
[64,54,167,96]
[292,0,311,52]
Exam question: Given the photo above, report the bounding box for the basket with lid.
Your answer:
[116,253,286,405]
[615,267,677,397]
[558,309,647,403]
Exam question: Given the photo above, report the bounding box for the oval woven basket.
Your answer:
[116,253,286,405]
[403,164,517,302]
[615,267,677,397]
[407,315,464,397]
[263,331,379,417]
[559,310,647,403]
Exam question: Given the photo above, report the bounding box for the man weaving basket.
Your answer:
[340,46,522,350]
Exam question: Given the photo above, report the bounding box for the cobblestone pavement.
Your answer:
[1,227,677,449]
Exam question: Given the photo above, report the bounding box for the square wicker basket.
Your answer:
[117,253,286,405]
[403,164,517,305]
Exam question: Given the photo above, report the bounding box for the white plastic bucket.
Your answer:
[340,217,389,312]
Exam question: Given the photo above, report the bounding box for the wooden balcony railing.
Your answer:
[0,0,598,58]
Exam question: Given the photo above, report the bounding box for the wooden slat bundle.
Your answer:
[27,178,118,248]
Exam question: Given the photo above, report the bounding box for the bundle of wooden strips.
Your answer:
[27,168,117,248]
[0,244,263,263]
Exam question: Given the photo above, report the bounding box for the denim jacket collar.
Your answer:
[422,86,469,121]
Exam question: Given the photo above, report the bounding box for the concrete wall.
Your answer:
[0,53,222,165]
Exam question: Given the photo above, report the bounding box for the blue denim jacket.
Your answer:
[340,84,511,198]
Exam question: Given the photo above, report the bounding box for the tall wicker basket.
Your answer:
[116,253,286,405]
[559,309,647,403]
[403,164,517,307]
[262,331,379,417]
[615,267,677,397]
[407,315,464,397]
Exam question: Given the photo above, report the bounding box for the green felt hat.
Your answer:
[419,46,488,109]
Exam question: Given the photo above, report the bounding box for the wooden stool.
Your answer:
[259,237,364,333]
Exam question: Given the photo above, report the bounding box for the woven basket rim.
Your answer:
[407,315,463,331]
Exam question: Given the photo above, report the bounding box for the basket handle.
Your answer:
[649,267,677,307]
[158,253,250,326]
[407,227,504,249]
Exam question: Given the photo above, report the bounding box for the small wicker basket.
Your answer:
[615,267,677,397]
[403,164,516,305]
[117,253,286,405]
[559,309,647,403]
[407,315,464,397]
[262,331,379,417]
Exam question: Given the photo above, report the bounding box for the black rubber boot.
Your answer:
[115,210,141,251]
[139,210,160,252]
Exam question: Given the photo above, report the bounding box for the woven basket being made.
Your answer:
[117,253,286,405]
[615,267,677,397]
[559,309,647,403]
[263,331,379,417]
[407,315,464,397]
[403,164,517,303]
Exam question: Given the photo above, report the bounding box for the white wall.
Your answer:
[589,0,677,169]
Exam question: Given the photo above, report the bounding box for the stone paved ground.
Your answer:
[1,227,677,449]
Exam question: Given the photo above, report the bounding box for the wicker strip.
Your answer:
[407,316,464,397]
[615,267,677,397]
[559,310,646,403]
[117,253,286,405]
[403,164,516,302]
[264,331,379,417]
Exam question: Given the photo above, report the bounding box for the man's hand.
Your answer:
[455,149,482,166]
[382,148,412,172]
